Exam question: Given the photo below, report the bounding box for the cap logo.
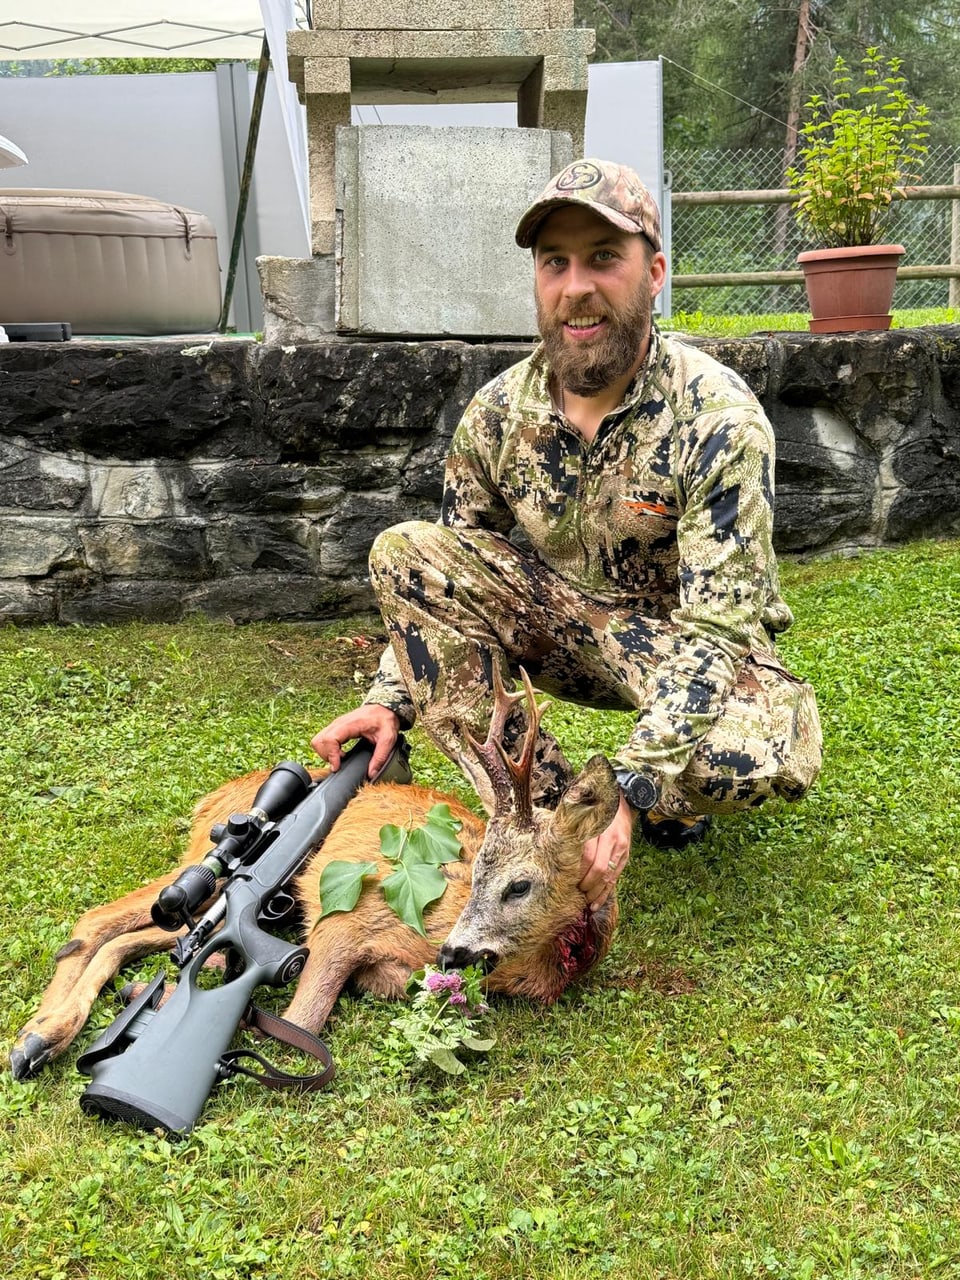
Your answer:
[556,161,603,192]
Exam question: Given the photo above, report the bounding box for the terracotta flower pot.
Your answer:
[797,244,905,334]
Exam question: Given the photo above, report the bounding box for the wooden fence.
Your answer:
[670,176,960,308]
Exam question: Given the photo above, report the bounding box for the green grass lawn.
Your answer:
[663,306,958,337]
[3,539,960,1279]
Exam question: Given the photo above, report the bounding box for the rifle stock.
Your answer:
[77,737,411,1134]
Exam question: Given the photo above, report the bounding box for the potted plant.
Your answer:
[786,47,929,333]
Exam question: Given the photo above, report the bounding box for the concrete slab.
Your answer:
[288,28,595,66]
[312,0,572,30]
[335,124,572,337]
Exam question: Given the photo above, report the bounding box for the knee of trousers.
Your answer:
[368,521,465,599]
[370,520,436,576]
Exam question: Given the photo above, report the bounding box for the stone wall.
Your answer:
[1,327,959,625]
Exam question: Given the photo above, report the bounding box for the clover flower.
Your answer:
[424,970,463,994]
[392,964,496,1075]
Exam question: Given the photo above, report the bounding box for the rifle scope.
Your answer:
[151,760,312,931]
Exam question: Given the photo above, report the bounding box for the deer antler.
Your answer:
[463,664,551,827]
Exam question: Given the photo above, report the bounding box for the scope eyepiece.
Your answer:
[152,863,219,931]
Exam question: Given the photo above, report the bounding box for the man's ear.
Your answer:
[649,251,668,299]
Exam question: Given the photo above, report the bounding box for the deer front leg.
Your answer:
[279,913,372,1034]
[10,872,185,1080]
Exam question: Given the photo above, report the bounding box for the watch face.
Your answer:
[628,773,659,811]
[615,768,659,811]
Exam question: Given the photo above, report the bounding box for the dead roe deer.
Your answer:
[11,669,621,1082]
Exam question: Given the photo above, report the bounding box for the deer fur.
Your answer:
[10,674,621,1082]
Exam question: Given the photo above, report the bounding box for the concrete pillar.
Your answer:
[518,55,587,157]
[304,57,352,254]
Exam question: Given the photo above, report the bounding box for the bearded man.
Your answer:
[311,158,822,912]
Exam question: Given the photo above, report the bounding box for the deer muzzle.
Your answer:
[437,941,499,974]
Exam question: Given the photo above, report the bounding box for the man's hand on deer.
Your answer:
[579,793,635,913]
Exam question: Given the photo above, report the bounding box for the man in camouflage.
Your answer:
[312,157,822,911]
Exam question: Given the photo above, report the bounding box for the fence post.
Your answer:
[951,164,960,312]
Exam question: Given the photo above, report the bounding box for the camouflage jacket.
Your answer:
[367,325,794,783]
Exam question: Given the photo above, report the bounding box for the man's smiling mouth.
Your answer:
[564,315,606,336]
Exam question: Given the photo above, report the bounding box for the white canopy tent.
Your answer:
[0,3,311,328]
[0,2,281,59]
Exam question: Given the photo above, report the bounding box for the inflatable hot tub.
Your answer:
[0,189,221,335]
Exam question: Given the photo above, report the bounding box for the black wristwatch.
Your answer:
[613,766,660,813]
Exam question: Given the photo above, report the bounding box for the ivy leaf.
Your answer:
[421,803,463,862]
[380,805,461,866]
[317,859,378,918]
[378,823,407,860]
[406,825,459,866]
[381,857,447,936]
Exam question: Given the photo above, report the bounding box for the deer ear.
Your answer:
[550,755,621,848]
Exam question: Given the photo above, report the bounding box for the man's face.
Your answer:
[533,205,666,397]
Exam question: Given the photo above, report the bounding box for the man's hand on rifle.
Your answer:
[311,704,401,778]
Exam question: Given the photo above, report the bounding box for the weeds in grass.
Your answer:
[2,542,960,1278]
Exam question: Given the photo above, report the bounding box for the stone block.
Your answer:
[770,404,878,551]
[60,580,186,625]
[306,94,352,254]
[319,492,404,575]
[0,441,89,511]
[257,254,336,343]
[183,573,372,622]
[776,330,936,445]
[255,339,465,450]
[205,516,320,575]
[0,517,81,576]
[289,29,395,64]
[304,56,352,96]
[291,28,593,67]
[79,520,209,579]
[886,484,960,541]
[0,580,57,624]
[320,1,563,30]
[0,340,260,462]
[94,463,185,519]
[541,53,590,92]
[335,125,572,337]
[387,29,593,59]
[186,461,343,515]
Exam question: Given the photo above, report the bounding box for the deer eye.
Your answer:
[503,879,532,901]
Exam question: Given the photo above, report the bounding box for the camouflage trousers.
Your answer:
[368,521,822,819]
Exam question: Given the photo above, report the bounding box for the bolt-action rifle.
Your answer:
[76,737,411,1135]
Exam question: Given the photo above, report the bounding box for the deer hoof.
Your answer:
[10,1032,52,1081]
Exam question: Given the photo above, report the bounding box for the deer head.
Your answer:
[437,666,621,978]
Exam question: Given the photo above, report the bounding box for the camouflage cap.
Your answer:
[515,158,662,253]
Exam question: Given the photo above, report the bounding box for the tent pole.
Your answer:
[218,36,270,332]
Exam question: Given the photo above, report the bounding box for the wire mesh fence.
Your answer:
[666,144,960,315]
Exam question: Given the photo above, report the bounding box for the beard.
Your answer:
[536,278,653,398]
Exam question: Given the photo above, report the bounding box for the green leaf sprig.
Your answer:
[786,47,929,248]
[317,803,462,936]
[390,964,495,1075]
